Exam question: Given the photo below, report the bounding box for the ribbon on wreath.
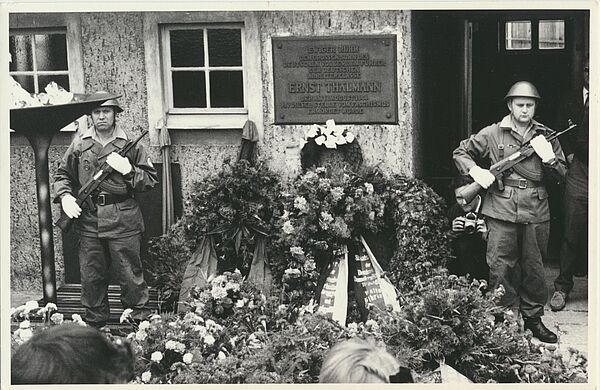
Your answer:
[178,235,219,313]
[353,235,400,319]
[247,236,273,294]
[317,245,349,325]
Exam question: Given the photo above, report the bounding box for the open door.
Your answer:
[416,10,588,260]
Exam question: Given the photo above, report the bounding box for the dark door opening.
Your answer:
[415,10,588,261]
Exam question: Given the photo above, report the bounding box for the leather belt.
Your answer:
[503,178,544,189]
[92,193,132,206]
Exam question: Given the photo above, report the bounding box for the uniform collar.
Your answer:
[499,114,544,131]
[499,114,545,142]
[81,125,129,143]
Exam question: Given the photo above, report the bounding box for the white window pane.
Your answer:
[506,21,531,50]
[539,20,565,49]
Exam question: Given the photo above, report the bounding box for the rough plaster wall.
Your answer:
[258,10,414,179]
[171,146,239,197]
[80,12,154,158]
[10,145,66,293]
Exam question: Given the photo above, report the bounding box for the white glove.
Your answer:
[469,165,495,189]
[61,194,81,219]
[106,152,132,175]
[530,135,555,163]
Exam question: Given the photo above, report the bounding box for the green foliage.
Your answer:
[270,167,452,305]
[381,174,452,292]
[184,160,283,275]
[372,269,587,383]
[143,219,192,312]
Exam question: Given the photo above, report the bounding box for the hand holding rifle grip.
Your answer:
[54,129,149,231]
[456,121,577,206]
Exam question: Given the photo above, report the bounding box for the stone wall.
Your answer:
[257,10,414,180]
[10,10,415,292]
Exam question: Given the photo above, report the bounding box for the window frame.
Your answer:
[144,12,263,135]
[162,24,247,114]
[538,19,566,50]
[501,17,567,54]
[9,27,71,94]
[9,13,85,132]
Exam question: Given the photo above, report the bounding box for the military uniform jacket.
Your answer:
[453,115,566,224]
[54,126,158,238]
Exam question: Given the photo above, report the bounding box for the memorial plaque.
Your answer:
[272,35,398,124]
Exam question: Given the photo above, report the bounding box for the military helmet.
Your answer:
[504,81,541,100]
[88,90,123,113]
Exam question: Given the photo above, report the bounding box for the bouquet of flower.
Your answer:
[304,119,355,149]
[184,160,283,275]
[188,270,244,318]
[271,167,386,304]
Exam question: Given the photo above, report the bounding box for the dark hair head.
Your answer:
[11,323,134,384]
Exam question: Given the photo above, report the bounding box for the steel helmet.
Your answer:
[504,81,541,100]
[88,90,123,113]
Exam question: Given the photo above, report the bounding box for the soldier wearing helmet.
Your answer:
[453,81,566,343]
[53,91,158,328]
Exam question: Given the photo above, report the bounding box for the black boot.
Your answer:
[523,317,557,343]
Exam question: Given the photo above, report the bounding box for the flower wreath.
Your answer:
[270,166,452,310]
[300,119,364,172]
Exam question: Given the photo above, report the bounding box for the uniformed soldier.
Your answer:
[54,91,158,328]
[453,81,567,343]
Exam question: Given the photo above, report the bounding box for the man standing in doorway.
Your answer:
[453,81,566,343]
[551,57,590,311]
[54,91,158,328]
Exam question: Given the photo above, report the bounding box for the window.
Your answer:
[504,19,565,51]
[163,25,246,112]
[539,20,565,49]
[9,29,70,94]
[9,14,85,132]
[145,12,262,132]
[505,21,532,50]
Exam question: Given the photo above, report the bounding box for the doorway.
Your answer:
[414,10,589,260]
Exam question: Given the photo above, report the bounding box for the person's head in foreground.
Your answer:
[319,338,413,383]
[11,323,134,384]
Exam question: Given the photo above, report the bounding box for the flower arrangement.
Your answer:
[304,119,355,149]
[9,272,588,384]
[186,270,244,318]
[301,119,363,171]
[376,173,452,292]
[10,300,90,352]
[271,166,386,305]
[183,159,283,276]
[370,269,588,383]
[144,219,193,312]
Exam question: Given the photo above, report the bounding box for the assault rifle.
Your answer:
[456,121,577,205]
[55,129,149,231]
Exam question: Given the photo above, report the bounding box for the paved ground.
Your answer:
[542,263,589,356]
[10,263,589,356]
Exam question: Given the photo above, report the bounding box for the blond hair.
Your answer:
[319,338,400,383]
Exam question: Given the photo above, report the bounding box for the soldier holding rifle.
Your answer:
[53,91,158,328]
[453,81,567,343]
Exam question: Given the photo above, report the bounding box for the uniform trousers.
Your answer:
[78,233,149,325]
[486,217,549,318]
[554,158,588,293]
